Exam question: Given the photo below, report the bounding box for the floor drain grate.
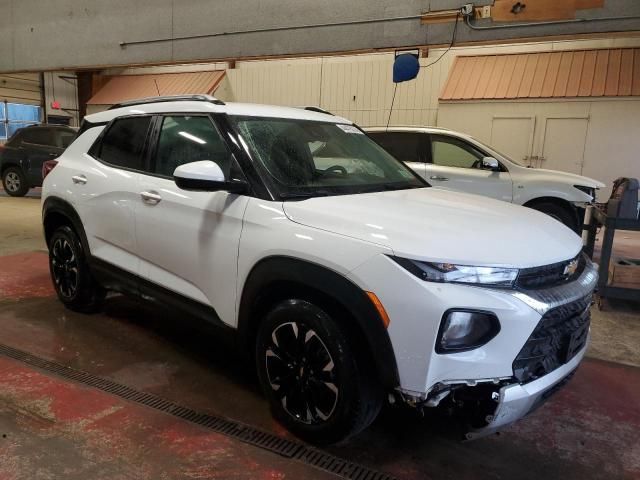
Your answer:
[0,343,395,480]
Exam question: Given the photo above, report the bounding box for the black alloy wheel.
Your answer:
[265,321,339,425]
[48,225,105,312]
[256,299,383,444]
[51,236,79,299]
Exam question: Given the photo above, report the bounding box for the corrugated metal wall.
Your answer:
[225,53,450,126]
[221,35,640,126]
[0,73,41,105]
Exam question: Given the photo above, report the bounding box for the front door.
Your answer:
[425,134,513,203]
[135,114,248,327]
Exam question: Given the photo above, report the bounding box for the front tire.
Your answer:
[256,299,382,444]
[48,225,105,313]
[2,167,29,197]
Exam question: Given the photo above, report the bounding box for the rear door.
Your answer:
[425,134,513,203]
[18,128,62,186]
[134,114,249,326]
[368,131,427,179]
[79,116,152,275]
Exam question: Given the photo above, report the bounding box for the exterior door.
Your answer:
[78,116,151,274]
[135,114,248,326]
[19,129,63,185]
[425,134,513,203]
[490,116,535,167]
[367,131,427,179]
[540,117,589,175]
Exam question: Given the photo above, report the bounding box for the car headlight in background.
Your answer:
[390,257,518,287]
[574,185,596,201]
[436,310,501,353]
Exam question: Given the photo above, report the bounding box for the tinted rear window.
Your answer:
[97,117,152,170]
[21,128,54,146]
[369,132,423,163]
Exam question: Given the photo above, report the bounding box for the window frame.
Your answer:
[146,113,237,181]
[427,133,507,172]
[88,114,155,174]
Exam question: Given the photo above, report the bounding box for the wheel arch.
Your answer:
[238,256,400,389]
[42,197,90,253]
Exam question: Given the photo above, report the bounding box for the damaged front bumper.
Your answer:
[465,343,587,440]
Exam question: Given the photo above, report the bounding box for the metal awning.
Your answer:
[87,71,225,105]
[440,48,640,101]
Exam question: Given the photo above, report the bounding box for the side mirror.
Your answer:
[481,156,500,171]
[173,161,248,193]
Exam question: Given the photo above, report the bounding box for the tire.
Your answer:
[529,202,579,232]
[48,225,105,313]
[256,299,383,445]
[2,167,29,197]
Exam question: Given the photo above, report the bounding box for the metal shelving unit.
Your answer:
[584,206,640,305]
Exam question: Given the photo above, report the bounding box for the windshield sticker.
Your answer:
[337,124,364,134]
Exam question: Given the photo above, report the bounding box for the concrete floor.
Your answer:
[1,190,639,479]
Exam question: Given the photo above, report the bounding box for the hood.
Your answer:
[282,188,582,268]
[518,166,605,189]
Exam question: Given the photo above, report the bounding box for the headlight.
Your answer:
[390,256,518,287]
[574,185,595,201]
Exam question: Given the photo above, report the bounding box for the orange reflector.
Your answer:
[366,291,391,329]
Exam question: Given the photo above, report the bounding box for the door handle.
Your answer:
[429,175,449,181]
[140,191,162,205]
[71,175,87,185]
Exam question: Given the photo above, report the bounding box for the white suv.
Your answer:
[366,127,605,232]
[42,95,597,444]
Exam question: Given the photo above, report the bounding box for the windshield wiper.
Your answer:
[280,190,333,200]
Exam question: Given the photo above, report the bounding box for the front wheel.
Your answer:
[2,167,29,197]
[256,299,382,444]
[48,225,105,313]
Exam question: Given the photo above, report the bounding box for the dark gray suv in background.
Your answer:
[0,124,76,196]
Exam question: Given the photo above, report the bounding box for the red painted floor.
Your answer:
[0,251,639,479]
[0,356,333,480]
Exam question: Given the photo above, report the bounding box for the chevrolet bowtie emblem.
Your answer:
[563,258,579,277]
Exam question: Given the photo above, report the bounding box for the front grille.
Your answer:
[513,295,591,384]
[516,254,585,290]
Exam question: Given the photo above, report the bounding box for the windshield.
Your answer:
[231,116,426,198]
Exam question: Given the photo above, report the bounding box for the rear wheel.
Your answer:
[256,299,383,445]
[48,225,105,313]
[2,167,29,197]
[529,202,579,232]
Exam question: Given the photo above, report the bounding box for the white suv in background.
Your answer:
[42,95,597,444]
[366,126,605,231]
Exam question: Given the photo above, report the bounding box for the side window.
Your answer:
[369,132,423,163]
[431,135,484,169]
[98,117,152,170]
[21,129,53,146]
[153,116,234,177]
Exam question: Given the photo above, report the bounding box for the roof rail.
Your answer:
[108,94,225,110]
[299,106,334,116]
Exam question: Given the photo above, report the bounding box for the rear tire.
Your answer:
[256,299,383,445]
[2,167,29,197]
[529,202,579,232]
[48,225,105,313]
